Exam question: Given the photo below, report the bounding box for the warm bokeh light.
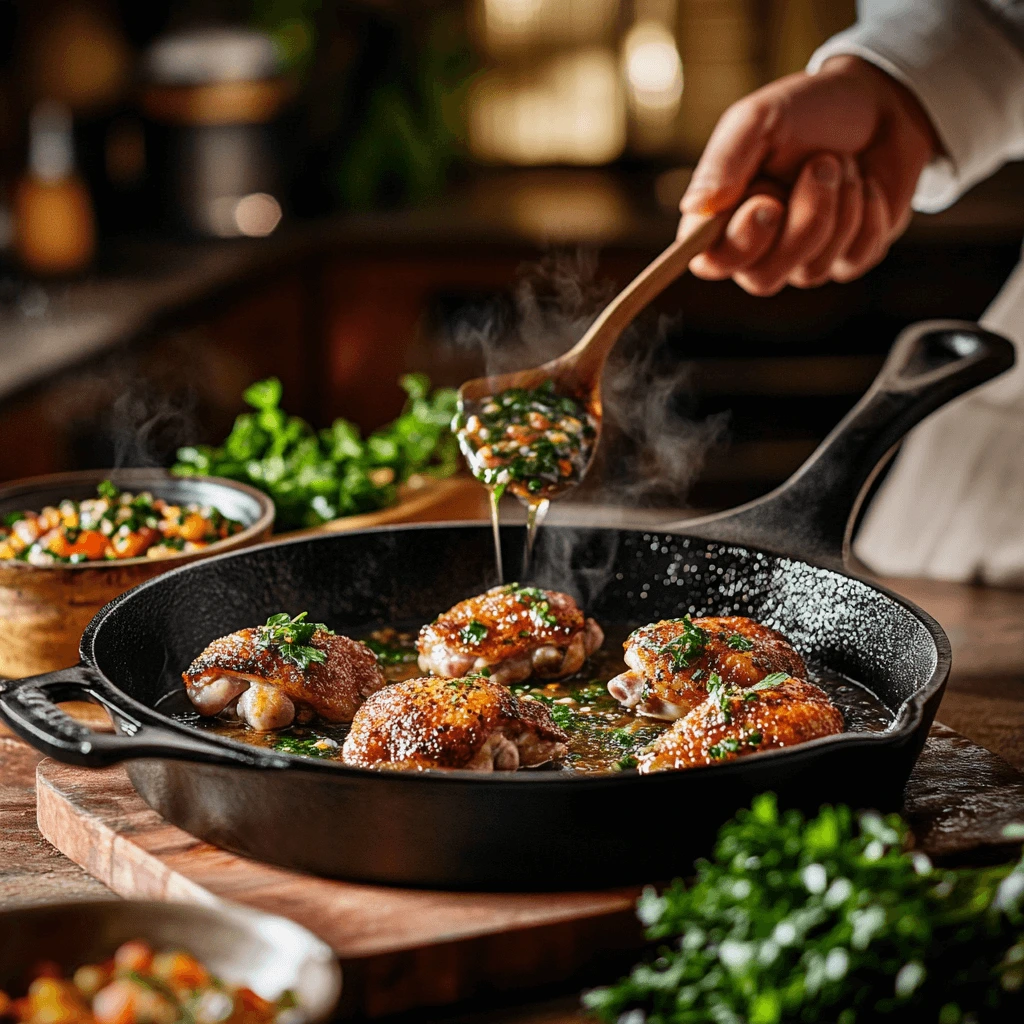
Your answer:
[479,0,619,52]
[469,48,626,165]
[233,193,282,237]
[624,20,683,113]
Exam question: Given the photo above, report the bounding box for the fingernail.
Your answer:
[681,188,717,216]
[754,204,779,228]
[814,157,841,188]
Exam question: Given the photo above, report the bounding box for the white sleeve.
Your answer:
[807,0,1024,212]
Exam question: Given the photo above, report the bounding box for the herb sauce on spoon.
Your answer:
[454,381,598,579]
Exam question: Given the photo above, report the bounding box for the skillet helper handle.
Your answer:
[0,666,277,768]
[676,319,1016,569]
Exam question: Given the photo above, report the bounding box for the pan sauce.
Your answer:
[164,623,894,774]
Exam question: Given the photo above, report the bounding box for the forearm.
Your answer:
[809,0,1024,212]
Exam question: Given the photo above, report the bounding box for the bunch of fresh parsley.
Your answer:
[584,794,1024,1024]
[173,373,459,530]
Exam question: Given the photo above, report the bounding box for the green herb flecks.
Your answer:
[752,671,791,690]
[649,615,708,672]
[708,729,761,760]
[705,671,734,723]
[504,583,558,628]
[584,794,1024,1024]
[272,733,340,759]
[363,637,418,666]
[256,612,334,671]
[726,633,754,651]
[459,619,489,646]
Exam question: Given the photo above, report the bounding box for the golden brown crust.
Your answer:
[183,627,385,722]
[638,676,843,772]
[622,616,806,715]
[341,675,568,770]
[419,586,584,658]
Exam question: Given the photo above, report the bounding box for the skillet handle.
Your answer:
[672,319,1016,569]
[0,666,283,768]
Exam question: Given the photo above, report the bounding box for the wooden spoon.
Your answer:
[458,211,728,434]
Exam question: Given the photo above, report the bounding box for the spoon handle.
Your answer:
[561,212,728,386]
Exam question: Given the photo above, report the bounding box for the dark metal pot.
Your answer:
[0,321,1014,890]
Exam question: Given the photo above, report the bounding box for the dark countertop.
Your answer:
[2,164,1022,408]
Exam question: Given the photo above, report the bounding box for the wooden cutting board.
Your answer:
[35,724,1024,1019]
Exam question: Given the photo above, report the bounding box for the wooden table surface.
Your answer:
[3,575,1024,1023]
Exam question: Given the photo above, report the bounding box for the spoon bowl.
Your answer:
[457,212,727,494]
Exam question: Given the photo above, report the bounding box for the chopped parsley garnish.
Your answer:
[707,730,761,761]
[363,637,418,665]
[705,671,733,723]
[751,671,790,690]
[256,612,334,671]
[650,615,708,671]
[272,733,339,758]
[726,633,754,651]
[504,583,558,627]
[459,619,489,645]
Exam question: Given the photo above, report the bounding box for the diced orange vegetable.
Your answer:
[27,979,87,1024]
[0,992,11,1017]
[527,412,551,430]
[177,513,208,543]
[110,528,160,560]
[113,940,153,973]
[10,996,30,1021]
[558,459,572,477]
[152,952,209,991]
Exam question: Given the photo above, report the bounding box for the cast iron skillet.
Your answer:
[0,320,1015,891]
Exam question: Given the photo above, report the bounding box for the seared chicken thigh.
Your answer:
[638,674,843,772]
[417,585,604,686]
[342,675,569,771]
[608,615,805,720]
[184,620,385,731]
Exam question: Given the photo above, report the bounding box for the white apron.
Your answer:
[855,251,1024,585]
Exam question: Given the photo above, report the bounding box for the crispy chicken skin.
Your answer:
[417,585,604,686]
[638,676,843,772]
[342,675,569,771]
[608,615,806,720]
[183,628,385,731]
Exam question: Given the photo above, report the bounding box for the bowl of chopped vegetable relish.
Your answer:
[0,899,340,1024]
[0,469,274,677]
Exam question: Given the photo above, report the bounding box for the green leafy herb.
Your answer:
[727,633,754,651]
[584,794,1024,1024]
[504,583,558,627]
[96,479,119,500]
[173,374,459,531]
[651,615,708,672]
[705,671,734,723]
[272,733,339,758]
[363,637,418,666]
[459,619,489,645]
[752,671,791,690]
[256,612,334,671]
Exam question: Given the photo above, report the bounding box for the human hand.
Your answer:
[679,55,940,295]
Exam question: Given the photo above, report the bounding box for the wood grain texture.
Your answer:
[34,760,641,1018]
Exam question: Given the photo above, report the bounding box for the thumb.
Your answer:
[681,99,772,216]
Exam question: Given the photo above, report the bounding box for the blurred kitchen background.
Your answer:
[1,0,1022,510]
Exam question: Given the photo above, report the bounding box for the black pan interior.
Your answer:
[88,523,940,742]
